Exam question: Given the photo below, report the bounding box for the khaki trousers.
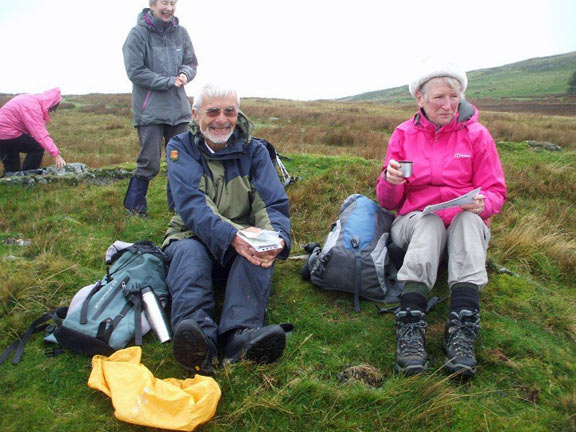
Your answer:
[391,211,491,291]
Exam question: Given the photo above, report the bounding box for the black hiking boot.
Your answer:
[443,309,481,378]
[172,319,217,377]
[222,325,287,366]
[395,309,428,375]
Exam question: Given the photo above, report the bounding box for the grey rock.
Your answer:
[5,238,32,247]
[525,141,563,152]
[0,163,133,187]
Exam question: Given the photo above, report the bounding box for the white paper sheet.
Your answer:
[422,188,481,215]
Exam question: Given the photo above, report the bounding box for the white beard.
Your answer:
[200,125,234,145]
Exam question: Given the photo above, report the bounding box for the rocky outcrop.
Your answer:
[0,163,133,186]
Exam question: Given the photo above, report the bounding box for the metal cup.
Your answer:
[398,161,413,178]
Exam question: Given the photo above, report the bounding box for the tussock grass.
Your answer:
[494,210,576,279]
[505,160,576,200]
[482,111,576,149]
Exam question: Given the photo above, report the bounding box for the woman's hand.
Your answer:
[461,193,485,215]
[175,73,188,87]
[53,155,66,170]
[384,159,406,185]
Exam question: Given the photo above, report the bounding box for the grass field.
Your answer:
[0,96,575,431]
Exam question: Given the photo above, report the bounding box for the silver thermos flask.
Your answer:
[141,286,171,343]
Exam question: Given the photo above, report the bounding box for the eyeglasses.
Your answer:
[201,107,238,118]
[159,1,177,6]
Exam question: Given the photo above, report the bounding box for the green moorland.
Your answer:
[341,51,576,103]
[0,96,575,432]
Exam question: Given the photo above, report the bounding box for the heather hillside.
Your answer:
[340,51,576,114]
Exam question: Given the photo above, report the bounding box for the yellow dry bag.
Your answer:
[88,346,221,431]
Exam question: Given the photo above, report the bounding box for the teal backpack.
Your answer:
[1,241,169,365]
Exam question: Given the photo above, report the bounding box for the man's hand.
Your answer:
[231,234,261,266]
[232,228,285,268]
[384,159,406,185]
[53,155,66,170]
[256,239,285,269]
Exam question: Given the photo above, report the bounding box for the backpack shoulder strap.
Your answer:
[376,296,445,315]
[0,310,60,366]
[95,301,134,345]
[124,288,144,347]
[352,236,362,312]
[80,281,103,324]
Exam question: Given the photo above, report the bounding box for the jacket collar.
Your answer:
[140,9,178,32]
[414,99,476,132]
[456,99,475,123]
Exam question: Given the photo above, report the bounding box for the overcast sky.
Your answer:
[0,0,575,100]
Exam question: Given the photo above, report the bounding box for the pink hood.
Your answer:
[0,88,62,156]
[376,102,506,226]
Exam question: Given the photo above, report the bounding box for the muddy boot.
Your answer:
[395,308,428,375]
[124,176,149,215]
[222,325,287,366]
[172,319,217,376]
[443,309,480,377]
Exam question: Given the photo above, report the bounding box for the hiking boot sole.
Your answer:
[395,361,428,376]
[444,358,476,377]
[223,326,286,365]
[125,209,149,218]
[172,320,214,376]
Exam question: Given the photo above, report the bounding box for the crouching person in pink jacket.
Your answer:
[376,61,506,378]
[0,88,66,176]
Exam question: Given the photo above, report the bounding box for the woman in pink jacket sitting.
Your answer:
[376,61,506,378]
[0,88,66,175]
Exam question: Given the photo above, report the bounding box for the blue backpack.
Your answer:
[302,194,403,311]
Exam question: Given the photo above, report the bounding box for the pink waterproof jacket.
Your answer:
[376,101,506,227]
[0,88,62,156]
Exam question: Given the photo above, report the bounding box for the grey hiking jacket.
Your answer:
[123,9,198,127]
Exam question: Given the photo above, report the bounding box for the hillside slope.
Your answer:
[341,51,576,103]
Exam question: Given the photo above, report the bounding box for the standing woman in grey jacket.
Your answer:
[123,0,198,215]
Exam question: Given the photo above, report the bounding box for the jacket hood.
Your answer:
[414,99,478,132]
[35,87,61,123]
[189,110,255,147]
[138,8,179,32]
